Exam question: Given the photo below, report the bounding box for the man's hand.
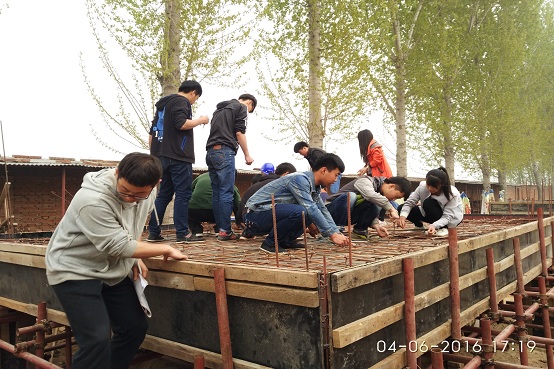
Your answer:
[357,166,368,177]
[373,224,389,238]
[163,247,188,261]
[199,115,209,125]
[330,232,349,246]
[245,155,254,165]
[396,216,407,228]
[427,225,437,235]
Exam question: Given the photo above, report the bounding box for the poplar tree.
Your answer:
[83,0,252,151]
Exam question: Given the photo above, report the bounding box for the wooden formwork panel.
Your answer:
[329,217,553,369]
[0,216,552,368]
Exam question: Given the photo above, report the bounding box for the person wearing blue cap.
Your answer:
[252,162,275,184]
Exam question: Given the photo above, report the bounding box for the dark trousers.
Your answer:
[51,278,148,369]
[397,197,444,228]
[148,156,193,238]
[188,208,216,235]
[326,193,380,231]
[244,204,306,247]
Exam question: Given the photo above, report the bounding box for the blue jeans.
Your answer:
[51,278,148,369]
[244,204,307,246]
[326,193,380,231]
[148,156,192,238]
[206,145,236,233]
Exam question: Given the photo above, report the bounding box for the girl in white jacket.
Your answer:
[396,167,464,236]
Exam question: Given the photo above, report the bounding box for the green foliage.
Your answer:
[83,0,253,151]
[255,0,372,148]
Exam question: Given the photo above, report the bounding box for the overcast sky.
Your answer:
[0,1,433,177]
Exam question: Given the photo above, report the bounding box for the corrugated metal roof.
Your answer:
[0,155,119,168]
[0,155,262,174]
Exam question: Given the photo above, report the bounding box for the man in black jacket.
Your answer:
[147,80,208,243]
[205,93,257,241]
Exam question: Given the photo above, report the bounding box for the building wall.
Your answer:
[1,164,550,233]
[1,166,90,233]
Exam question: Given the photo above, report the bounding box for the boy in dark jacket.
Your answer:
[147,80,209,244]
[205,93,257,241]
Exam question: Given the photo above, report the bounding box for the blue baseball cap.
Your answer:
[261,163,275,174]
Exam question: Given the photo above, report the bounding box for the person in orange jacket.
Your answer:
[356,129,393,178]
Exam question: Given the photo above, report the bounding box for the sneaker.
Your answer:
[435,228,449,237]
[259,241,287,254]
[282,240,305,249]
[351,229,368,240]
[240,229,255,239]
[217,231,239,241]
[175,233,205,244]
[146,234,164,242]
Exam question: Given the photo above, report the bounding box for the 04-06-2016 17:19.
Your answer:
[376,339,537,353]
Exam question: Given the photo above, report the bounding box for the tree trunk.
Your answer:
[531,161,542,201]
[392,15,407,177]
[159,0,182,96]
[394,62,408,177]
[497,169,507,191]
[307,0,324,149]
[443,88,455,185]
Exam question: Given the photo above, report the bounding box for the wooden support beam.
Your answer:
[145,258,319,289]
[141,335,272,369]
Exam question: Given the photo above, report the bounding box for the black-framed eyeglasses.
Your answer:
[116,190,152,201]
[116,179,153,201]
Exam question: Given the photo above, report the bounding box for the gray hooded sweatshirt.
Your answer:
[46,168,156,286]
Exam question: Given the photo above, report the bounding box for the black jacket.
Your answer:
[149,94,195,163]
[205,99,248,153]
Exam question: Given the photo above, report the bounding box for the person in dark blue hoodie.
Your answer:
[147,80,209,243]
[205,93,257,241]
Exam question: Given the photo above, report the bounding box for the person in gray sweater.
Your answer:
[397,167,464,237]
[326,175,411,239]
[46,152,186,369]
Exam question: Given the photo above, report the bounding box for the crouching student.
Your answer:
[46,152,187,369]
[396,167,464,236]
[244,153,350,253]
[326,176,412,239]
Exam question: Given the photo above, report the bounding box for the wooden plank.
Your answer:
[193,276,319,308]
[0,296,69,325]
[144,258,319,288]
[141,335,272,369]
[331,257,403,293]
[458,222,538,253]
[0,251,45,268]
[332,303,404,348]
[147,270,195,291]
[0,243,46,256]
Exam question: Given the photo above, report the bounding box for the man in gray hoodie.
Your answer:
[46,152,186,369]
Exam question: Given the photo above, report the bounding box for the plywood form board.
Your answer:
[327,218,552,369]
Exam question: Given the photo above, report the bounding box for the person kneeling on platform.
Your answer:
[326,176,412,240]
[244,153,350,253]
[396,167,464,237]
